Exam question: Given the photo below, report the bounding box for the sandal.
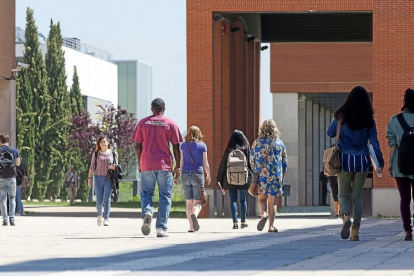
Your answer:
[257,216,268,231]
[268,226,278,232]
[241,223,248,229]
[188,230,195,233]
[233,222,239,229]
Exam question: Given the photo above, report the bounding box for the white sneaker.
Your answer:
[156,228,169,238]
[103,219,109,226]
[14,213,21,217]
[97,215,102,226]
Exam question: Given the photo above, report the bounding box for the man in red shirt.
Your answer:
[133,98,182,237]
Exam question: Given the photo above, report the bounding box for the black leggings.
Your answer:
[328,176,339,202]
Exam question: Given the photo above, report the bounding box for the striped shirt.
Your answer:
[340,152,371,173]
[90,150,118,176]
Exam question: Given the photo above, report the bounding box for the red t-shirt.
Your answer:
[132,115,183,172]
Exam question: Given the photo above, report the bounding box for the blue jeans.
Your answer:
[228,189,247,223]
[95,176,112,220]
[16,185,24,212]
[140,170,173,231]
[0,178,16,221]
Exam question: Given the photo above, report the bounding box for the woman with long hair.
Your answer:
[88,136,117,226]
[217,130,252,229]
[327,86,384,241]
[180,126,211,232]
[250,120,288,232]
[386,88,414,241]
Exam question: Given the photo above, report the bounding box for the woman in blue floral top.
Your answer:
[250,119,288,232]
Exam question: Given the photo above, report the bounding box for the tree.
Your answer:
[44,20,71,199]
[69,66,84,115]
[65,66,89,200]
[16,8,51,199]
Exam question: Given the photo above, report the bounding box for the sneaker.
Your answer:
[156,228,169,238]
[97,215,103,226]
[9,217,15,226]
[341,215,352,240]
[141,213,152,236]
[103,219,109,226]
[14,213,21,217]
[2,220,8,226]
[191,214,200,231]
[20,212,25,216]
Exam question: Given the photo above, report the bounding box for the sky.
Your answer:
[16,0,273,131]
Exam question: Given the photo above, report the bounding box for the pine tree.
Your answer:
[16,8,50,200]
[44,21,71,199]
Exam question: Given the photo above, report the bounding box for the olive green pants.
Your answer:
[338,171,368,226]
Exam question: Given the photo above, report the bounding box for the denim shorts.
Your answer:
[181,171,204,200]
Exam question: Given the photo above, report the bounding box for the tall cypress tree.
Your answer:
[45,21,71,199]
[70,66,84,115]
[16,8,50,199]
[68,66,89,201]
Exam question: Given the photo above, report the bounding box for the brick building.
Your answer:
[187,0,414,217]
[0,0,16,145]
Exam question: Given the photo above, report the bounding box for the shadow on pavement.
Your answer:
[0,218,411,273]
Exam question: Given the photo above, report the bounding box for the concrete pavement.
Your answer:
[0,210,413,275]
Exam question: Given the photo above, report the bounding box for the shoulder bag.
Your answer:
[186,142,208,206]
[248,140,274,197]
[323,118,342,176]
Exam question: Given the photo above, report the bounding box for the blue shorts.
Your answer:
[181,171,204,200]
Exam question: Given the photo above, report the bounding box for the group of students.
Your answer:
[88,88,414,241]
[2,87,414,242]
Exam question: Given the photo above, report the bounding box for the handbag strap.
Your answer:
[335,118,342,144]
[186,142,203,193]
[68,172,75,183]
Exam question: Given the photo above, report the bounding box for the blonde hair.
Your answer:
[184,126,204,142]
[258,119,281,140]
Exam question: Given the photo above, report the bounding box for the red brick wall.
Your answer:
[0,0,16,77]
[373,1,414,188]
[188,0,412,215]
[271,43,373,93]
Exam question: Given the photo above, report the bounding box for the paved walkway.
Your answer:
[0,212,413,275]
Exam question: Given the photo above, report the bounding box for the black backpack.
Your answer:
[0,146,17,178]
[396,113,414,175]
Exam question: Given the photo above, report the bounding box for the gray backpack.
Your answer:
[226,149,248,185]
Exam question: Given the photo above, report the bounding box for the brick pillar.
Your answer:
[231,21,245,132]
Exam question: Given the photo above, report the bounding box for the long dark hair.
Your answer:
[334,86,374,130]
[401,88,414,113]
[225,130,250,154]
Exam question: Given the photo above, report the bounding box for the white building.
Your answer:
[16,29,117,121]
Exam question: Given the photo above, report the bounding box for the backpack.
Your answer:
[396,113,414,175]
[0,146,17,178]
[226,149,249,185]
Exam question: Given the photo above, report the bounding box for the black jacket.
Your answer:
[216,149,252,190]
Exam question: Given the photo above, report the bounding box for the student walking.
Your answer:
[386,88,414,241]
[62,165,80,206]
[327,86,384,241]
[250,120,288,232]
[180,126,211,232]
[0,133,21,226]
[133,98,182,238]
[217,130,252,229]
[88,136,118,226]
